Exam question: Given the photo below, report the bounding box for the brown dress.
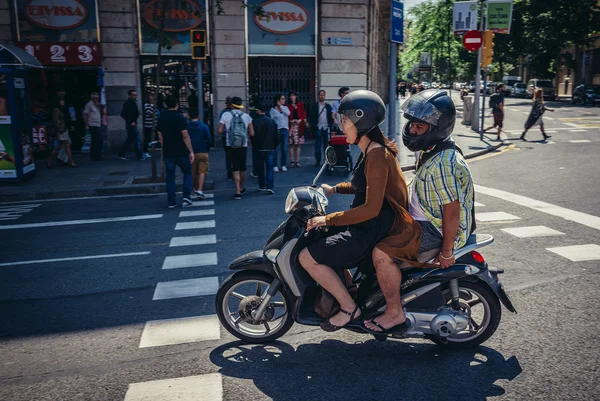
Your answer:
[325,146,423,266]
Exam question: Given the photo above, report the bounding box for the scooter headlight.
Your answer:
[285,189,299,214]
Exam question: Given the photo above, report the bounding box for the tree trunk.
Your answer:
[151,0,168,181]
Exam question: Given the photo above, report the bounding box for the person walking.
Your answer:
[269,94,290,172]
[521,88,555,141]
[332,86,350,127]
[218,96,254,199]
[219,97,234,180]
[287,91,307,168]
[310,89,334,166]
[119,89,143,160]
[157,96,194,208]
[142,92,159,159]
[251,102,279,194]
[47,98,77,168]
[187,107,211,200]
[83,92,103,161]
[483,83,506,141]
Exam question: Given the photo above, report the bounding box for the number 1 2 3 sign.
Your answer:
[17,42,102,66]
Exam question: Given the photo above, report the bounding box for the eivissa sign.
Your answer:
[25,0,89,30]
[254,0,310,35]
[143,0,203,32]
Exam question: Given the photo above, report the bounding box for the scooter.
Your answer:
[215,147,516,348]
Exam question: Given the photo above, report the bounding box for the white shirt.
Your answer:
[317,103,329,130]
[219,110,253,147]
[270,106,290,130]
[409,183,430,222]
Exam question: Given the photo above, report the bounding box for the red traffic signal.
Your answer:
[190,29,207,60]
[192,30,206,44]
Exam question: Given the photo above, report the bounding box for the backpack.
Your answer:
[489,93,501,109]
[227,110,247,148]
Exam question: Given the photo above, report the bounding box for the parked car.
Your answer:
[454,82,466,90]
[571,84,600,106]
[480,82,497,95]
[526,79,557,100]
[511,83,527,98]
[467,81,476,92]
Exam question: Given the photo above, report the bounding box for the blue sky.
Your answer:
[405,0,423,13]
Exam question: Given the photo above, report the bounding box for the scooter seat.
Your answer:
[396,248,440,269]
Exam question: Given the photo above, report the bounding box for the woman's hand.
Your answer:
[321,184,335,197]
[307,216,327,231]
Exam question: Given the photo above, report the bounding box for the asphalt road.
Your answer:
[0,99,599,401]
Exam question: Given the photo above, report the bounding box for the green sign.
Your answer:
[487,0,513,34]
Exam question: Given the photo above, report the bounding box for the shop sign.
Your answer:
[254,0,309,34]
[17,42,102,66]
[15,0,99,43]
[143,0,203,32]
[138,0,208,55]
[32,126,48,151]
[24,0,89,30]
[247,0,316,55]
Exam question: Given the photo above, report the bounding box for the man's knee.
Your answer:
[372,247,393,270]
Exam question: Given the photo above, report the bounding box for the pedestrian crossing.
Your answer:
[128,193,224,400]
[0,203,41,221]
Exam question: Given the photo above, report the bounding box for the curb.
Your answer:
[0,144,504,203]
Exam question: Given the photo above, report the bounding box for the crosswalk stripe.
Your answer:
[152,277,219,300]
[570,130,587,132]
[162,252,218,269]
[0,251,151,267]
[124,373,223,400]
[569,139,591,143]
[0,214,163,230]
[139,315,221,348]
[175,220,216,230]
[169,234,216,247]
[476,212,521,222]
[179,209,215,218]
[189,200,214,207]
[546,244,600,262]
[544,117,555,120]
[0,204,41,211]
[474,202,485,207]
[501,226,564,238]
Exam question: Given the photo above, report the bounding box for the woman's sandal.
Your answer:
[296,162,302,168]
[320,305,362,332]
[362,317,411,336]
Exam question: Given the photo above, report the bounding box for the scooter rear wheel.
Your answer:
[216,271,295,344]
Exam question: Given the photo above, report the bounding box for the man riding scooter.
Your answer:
[364,89,475,335]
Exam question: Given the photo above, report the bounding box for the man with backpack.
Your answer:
[483,83,505,141]
[218,96,255,200]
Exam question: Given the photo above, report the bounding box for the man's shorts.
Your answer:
[229,147,247,172]
[492,110,504,128]
[193,153,209,175]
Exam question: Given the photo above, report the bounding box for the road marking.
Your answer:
[474,201,485,207]
[0,217,20,221]
[501,226,564,238]
[0,203,41,211]
[507,108,520,112]
[544,117,555,120]
[162,252,218,269]
[544,131,557,134]
[476,212,521,222]
[0,251,151,267]
[152,277,219,300]
[179,209,215,218]
[569,139,591,143]
[546,244,600,262]
[0,204,41,220]
[169,234,216,247]
[139,315,221,348]
[0,193,214,206]
[0,214,163,230]
[564,122,583,129]
[124,373,222,400]
[521,112,530,115]
[189,200,214,207]
[476,185,600,231]
[570,130,587,132]
[175,220,216,230]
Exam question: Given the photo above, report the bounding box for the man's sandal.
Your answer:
[320,305,362,332]
[362,318,411,336]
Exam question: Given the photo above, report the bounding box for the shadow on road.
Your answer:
[210,339,522,401]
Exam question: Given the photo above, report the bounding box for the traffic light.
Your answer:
[481,30,495,68]
[191,29,207,60]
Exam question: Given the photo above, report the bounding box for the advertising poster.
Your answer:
[247,0,316,55]
[138,0,208,55]
[0,120,17,179]
[15,0,100,42]
[453,1,478,33]
[487,0,513,34]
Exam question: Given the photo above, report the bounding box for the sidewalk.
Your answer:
[0,123,504,203]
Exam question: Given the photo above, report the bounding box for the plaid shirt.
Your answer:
[410,148,474,249]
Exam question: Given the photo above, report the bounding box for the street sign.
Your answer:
[325,37,352,45]
[391,0,404,44]
[463,30,483,52]
[420,52,431,67]
[453,1,478,33]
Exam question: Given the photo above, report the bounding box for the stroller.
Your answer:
[327,130,353,175]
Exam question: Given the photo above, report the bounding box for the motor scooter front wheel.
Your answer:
[216,271,294,344]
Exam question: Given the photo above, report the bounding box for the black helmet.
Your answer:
[338,90,386,136]
[401,89,456,151]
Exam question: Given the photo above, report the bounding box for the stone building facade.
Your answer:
[1,0,394,150]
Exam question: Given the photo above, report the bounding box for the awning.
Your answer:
[0,44,43,68]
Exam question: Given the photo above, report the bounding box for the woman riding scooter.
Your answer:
[298,90,423,332]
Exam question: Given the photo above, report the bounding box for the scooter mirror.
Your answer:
[325,146,337,166]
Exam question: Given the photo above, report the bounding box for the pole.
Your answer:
[197,60,204,123]
[447,0,452,96]
[473,0,484,135]
[388,41,397,143]
[480,68,487,134]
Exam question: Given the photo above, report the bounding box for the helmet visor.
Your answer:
[339,109,364,127]
[400,95,443,126]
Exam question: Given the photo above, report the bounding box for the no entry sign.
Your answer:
[463,30,483,52]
